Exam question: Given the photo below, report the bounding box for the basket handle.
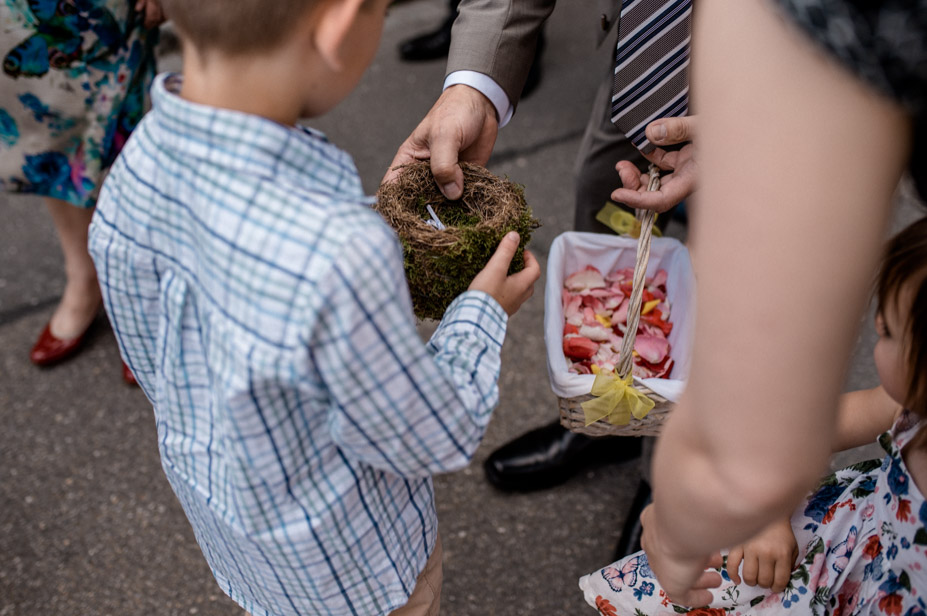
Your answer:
[616,164,661,380]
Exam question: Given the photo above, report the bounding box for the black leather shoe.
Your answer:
[399,15,455,61]
[483,421,642,492]
[613,479,652,560]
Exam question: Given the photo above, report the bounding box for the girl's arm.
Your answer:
[643,0,912,606]
[833,386,904,452]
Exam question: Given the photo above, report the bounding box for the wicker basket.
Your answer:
[556,166,681,437]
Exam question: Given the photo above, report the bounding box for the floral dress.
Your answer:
[0,0,157,208]
[580,411,927,615]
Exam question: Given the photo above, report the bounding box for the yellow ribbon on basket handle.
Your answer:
[580,164,662,428]
[581,371,655,426]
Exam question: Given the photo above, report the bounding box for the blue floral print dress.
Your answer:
[0,0,157,208]
[580,411,927,615]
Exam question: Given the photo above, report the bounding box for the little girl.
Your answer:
[580,216,927,615]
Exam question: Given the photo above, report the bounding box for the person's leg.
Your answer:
[44,198,101,339]
[483,47,646,493]
[388,535,443,616]
[398,0,459,62]
[573,68,645,233]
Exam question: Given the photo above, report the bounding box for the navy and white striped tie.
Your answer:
[610,0,691,154]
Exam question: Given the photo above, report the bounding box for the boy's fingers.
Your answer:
[484,232,520,272]
[516,250,541,281]
[509,250,541,291]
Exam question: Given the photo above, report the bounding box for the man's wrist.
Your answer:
[443,71,514,127]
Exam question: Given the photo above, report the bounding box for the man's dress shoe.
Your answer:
[483,420,642,492]
[399,15,455,62]
[29,321,91,366]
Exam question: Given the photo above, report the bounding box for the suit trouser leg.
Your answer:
[572,53,645,233]
[573,56,655,559]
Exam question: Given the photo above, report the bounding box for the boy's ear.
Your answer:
[310,0,366,71]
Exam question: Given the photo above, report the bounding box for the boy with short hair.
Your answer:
[87,0,540,614]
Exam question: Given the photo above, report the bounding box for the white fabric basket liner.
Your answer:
[544,231,696,401]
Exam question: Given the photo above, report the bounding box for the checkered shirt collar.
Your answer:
[148,72,365,199]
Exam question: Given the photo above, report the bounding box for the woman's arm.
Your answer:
[644,0,911,605]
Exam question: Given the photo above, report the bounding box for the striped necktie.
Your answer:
[610,0,691,154]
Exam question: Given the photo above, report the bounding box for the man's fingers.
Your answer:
[615,161,645,191]
[610,187,680,213]
[429,137,464,199]
[646,115,696,147]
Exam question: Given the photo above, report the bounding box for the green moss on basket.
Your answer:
[376,161,540,320]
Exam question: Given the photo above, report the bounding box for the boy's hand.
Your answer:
[469,232,540,316]
[726,518,798,592]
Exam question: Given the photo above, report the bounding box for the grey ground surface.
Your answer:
[1,2,923,614]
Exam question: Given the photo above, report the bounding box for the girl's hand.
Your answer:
[640,504,724,607]
[135,0,166,28]
[726,518,798,592]
[469,232,540,316]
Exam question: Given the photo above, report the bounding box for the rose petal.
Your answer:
[563,336,598,360]
[565,265,606,292]
[634,334,669,364]
[579,323,611,342]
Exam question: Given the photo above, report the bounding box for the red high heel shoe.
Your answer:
[29,321,93,366]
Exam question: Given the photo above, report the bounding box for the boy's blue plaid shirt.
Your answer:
[89,74,508,616]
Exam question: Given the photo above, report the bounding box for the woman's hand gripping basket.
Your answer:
[546,178,696,437]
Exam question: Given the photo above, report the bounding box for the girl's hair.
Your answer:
[876,215,927,418]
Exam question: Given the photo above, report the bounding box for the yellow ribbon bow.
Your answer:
[581,372,655,426]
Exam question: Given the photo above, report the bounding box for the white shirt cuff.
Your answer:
[443,71,514,128]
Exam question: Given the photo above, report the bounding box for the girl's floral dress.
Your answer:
[580,411,927,615]
[1,0,157,208]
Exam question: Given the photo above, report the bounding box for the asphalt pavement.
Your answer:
[1,2,924,614]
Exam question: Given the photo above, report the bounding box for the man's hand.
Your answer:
[135,0,166,28]
[640,503,723,607]
[385,85,499,200]
[612,116,698,213]
[726,518,798,592]
[469,232,540,316]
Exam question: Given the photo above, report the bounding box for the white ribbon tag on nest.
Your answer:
[424,204,447,230]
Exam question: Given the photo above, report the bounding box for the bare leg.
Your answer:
[45,198,102,339]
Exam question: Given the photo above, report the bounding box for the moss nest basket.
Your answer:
[375,161,540,320]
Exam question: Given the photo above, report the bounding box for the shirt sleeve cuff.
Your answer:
[443,71,515,128]
[436,290,508,349]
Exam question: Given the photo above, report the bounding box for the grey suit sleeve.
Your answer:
[446,0,557,107]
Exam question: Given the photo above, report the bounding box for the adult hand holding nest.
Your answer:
[383,85,499,200]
